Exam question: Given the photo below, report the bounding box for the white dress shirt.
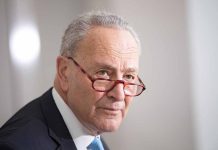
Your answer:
[52,88,101,150]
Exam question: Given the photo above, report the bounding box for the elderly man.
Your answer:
[0,11,145,150]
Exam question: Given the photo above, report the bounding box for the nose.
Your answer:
[106,82,125,101]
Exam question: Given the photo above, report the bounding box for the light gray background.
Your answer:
[0,0,217,150]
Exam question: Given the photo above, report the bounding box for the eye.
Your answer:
[123,74,136,82]
[95,70,110,78]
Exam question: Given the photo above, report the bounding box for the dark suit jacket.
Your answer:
[0,88,109,150]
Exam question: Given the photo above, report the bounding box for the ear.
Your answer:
[56,56,71,92]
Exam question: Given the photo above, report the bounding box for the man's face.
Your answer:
[65,27,139,135]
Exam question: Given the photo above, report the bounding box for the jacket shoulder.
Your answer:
[0,88,57,149]
[0,119,57,149]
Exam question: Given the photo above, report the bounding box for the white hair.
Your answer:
[60,11,141,57]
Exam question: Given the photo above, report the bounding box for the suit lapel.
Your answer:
[39,88,110,150]
[39,88,77,150]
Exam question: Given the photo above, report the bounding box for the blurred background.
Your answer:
[0,0,217,150]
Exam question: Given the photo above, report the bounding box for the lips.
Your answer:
[101,107,121,111]
[100,103,124,111]
[97,108,120,117]
[97,103,124,116]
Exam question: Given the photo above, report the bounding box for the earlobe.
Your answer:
[56,56,70,92]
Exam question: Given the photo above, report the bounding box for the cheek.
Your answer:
[123,97,133,115]
[68,77,105,116]
[67,74,94,112]
[69,72,94,100]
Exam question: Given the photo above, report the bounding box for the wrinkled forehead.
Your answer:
[76,26,140,60]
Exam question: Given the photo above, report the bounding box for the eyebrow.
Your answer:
[93,62,116,70]
[92,62,138,73]
[124,68,138,73]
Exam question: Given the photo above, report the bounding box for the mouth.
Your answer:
[98,107,122,116]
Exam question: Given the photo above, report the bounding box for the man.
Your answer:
[0,11,145,150]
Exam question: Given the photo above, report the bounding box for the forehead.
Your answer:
[76,27,139,70]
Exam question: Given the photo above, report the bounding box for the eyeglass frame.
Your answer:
[66,56,146,97]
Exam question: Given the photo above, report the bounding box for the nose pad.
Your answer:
[106,82,125,101]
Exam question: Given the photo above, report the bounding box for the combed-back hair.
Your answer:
[60,11,141,57]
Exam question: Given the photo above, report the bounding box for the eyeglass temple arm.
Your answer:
[66,56,94,81]
[138,76,145,88]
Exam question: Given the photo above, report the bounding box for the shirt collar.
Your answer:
[52,88,100,149]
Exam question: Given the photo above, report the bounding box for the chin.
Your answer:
[97,118,122,133]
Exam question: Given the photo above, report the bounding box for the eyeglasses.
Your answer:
[66,56,146,97]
